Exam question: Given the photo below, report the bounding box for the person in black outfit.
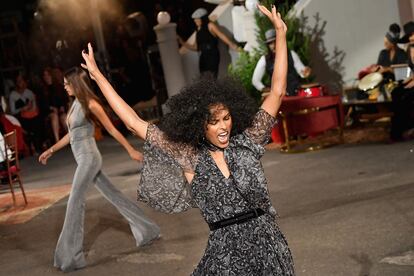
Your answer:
[390,21,414,141]
[372,23,407,80]
[179,8,239,78]
[40,67,69,143]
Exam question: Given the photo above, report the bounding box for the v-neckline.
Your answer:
[207,149,231,180]
[66,99,77,129]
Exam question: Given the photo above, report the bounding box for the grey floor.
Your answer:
[0,136,413,276]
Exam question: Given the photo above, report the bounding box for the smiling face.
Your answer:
[204,104,232,149]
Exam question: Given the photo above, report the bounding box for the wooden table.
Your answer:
[342,99,393,124]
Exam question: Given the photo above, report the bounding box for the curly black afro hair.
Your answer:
[158,75,259,148]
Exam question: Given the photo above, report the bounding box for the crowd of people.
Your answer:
[1,66,70,157]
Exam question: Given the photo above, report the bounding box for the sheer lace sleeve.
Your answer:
[146,124,198,173]
[244,109,277,147]
[137,124,198,214]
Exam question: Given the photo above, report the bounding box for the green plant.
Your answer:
[229,50,262,101]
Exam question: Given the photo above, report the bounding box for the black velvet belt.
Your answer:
[208,208,265,231]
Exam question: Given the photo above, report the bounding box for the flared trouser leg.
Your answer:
[54,150,160,272]
[54,153,99,272]
[94,171,160,246]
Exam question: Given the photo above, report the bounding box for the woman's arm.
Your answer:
[9,94,19,115]
[38,133,70,165]
[291,50,311,78]
[252,55,267,91]
[208,23,239,51]
[81,43,148,139]
[178,36,197,51]
[258,5,288,117]
[89,99,143,161]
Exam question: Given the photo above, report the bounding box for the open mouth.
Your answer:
[217,131,229,143]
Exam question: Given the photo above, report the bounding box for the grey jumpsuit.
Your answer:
[54,99,160,272]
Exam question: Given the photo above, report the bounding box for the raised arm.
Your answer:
[81,43,148,139]
[208,22,239,51]
[89,99,143,161]
[178,36,197,51]
[258,5,288,117]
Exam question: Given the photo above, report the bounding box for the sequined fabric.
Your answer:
[139,109,295,275]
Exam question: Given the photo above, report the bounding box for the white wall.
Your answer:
[293,0,402,88]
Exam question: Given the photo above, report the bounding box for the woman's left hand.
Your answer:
[81,43,100,80]
[257,4,287,34]
[129,149,144,162]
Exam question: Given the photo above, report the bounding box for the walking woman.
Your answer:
[82,4,294,275]
[179,7,240,78]
[38,67,160,272]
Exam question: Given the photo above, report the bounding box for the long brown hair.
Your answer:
[64,67,104,126]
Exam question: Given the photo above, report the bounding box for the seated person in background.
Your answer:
[0,107,28,156]
[252,29,311,96]
[9,73,45,154]
[0,107,27,155]
[390,21,414,141]
[0,130,8,172]
[40,67,68,143]
[370,23,407,79]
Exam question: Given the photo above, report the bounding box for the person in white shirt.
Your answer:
[252,29,311,96]
[8,74,44,153]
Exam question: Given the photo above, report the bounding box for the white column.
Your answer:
[154,23,186,98]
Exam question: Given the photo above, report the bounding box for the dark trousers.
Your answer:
[199,49,220,78]
[390,86,414,140]
[20,116,45,152]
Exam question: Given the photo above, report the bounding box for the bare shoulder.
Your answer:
[88,99,101,111]
[208,22,218,32]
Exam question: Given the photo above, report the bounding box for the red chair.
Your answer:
[0,115,28,156]
[0,130,27,205]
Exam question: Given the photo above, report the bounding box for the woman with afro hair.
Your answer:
[81,4,294,275]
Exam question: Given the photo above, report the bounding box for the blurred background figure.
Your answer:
[179,7,240,78]
[252,28,311,96]
[40,67,69,143]
[9,73,45,154]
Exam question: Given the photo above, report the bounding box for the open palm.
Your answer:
[257,4,287,33]
[81,43,99,80]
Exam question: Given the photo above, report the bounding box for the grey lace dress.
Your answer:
[139,109,295,275]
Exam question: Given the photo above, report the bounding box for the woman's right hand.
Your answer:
[128,149,144,162]
[81,43,100,80]
[177,35,185,46]
[38,149,52,165]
